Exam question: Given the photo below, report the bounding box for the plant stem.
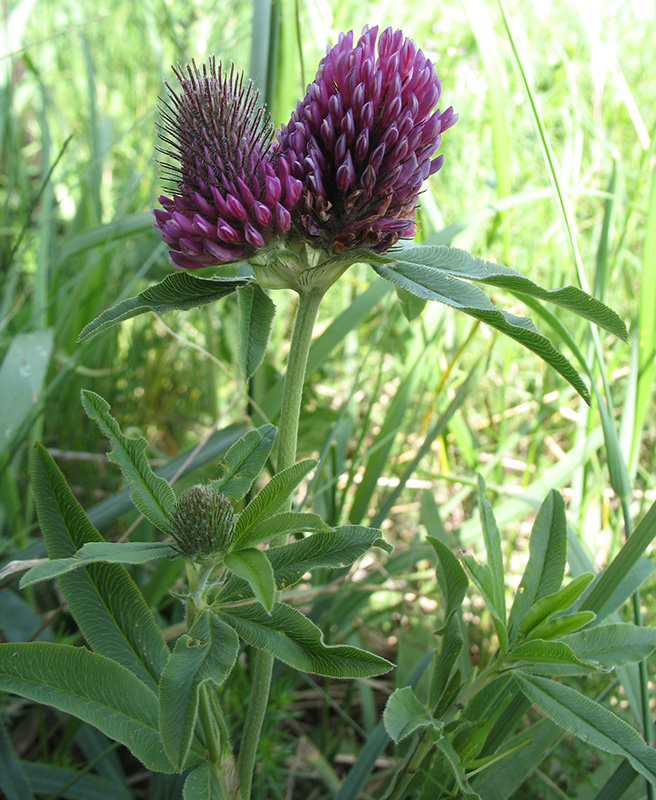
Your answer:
[199,685,222,766]
[237,287,324,798]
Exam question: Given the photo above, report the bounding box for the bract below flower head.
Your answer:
[276,26,457,254]
[154,59,302,269]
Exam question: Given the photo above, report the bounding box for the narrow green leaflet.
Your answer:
[219,602,393,678]
[586,557,656,625]
[183,763,226,800]
[159,612,239,770]
[519,574,594,637]
[81,391,176,533]
[237,284,276,380]
[507,640,601,672]
[562,624,656,669]
[429,614,464,709]
[460,554,508,652]
[477,476,505,623]
[523,610,595,642]
[0,642,173,773]
[434,736,482,799]
[233,459,316,543]
[372,261,591,402]
[210,424,276,501]
[508,490,567,641]
[216,526,389,604]
[31,444,169,687]
[232,510,331,550]
[384,687,442,743]
[388,244,628,340]
[514,673,656,784]
[21,542,176,587]
[224,549,275,613]
[0,721,34,800]
[78,273,251,341]
[427,536,469,635]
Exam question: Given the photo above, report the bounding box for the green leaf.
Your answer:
[519,574,594,637]
[524,610,595,642]
[183,763,226,800]
[434,735,482,799]
[507,639,601,672]
[508,490,567,642]
[514,673,656,785]
[384,687,442,743]
[587,557,656,625]
[81,391,176,533]
[232,510,332,550]
[21,542,176,587]
[210,424,276,501]
[237,284,276,380]
[233,459,316,544]
[394,285,427,321]
[372,260,591,403]
[219,602,393,678]
[20,760,133,800]
[0,642,173,773]
[30,444,169,688]
[78,273,251,341]
[389,244,628,341]
[159,612,238,770]
[427,536,469,634]
[562,624,656,669]
[0,720,34,800]
[429,614,464,709]
[477,475,505,622]
[460,554,508,652]
[224,548,275,613]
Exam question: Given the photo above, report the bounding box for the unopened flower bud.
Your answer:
[169,485,236,561]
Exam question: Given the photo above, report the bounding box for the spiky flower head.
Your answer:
[154,59,302,269]
[169,484,236,561]
[276,26,457,253]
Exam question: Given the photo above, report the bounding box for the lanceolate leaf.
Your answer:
[224,549,275,613]
[233,459,316,543]
[81,391,176,533]
[514,673,656,784]
[507,640,601,672]
[430,614,464,709]
[524,610,595,642]
[231,510,331,550]
[210,424,277,501]
[508,490,567,641]
[0,642,173,773]
[159,612,239,770]
[21,542,176,587]
[384,687,442,743]
[237,284,276,380]
[427,536,469,635]
[31,444,169,687]
[78,273,251,341]
[372,261,591,402]
[562,624,656,669]
[477,475,505,622]
[388,244,628,340]
[460,554,508,652]
[519,574,594,637]
[219,603,393,678]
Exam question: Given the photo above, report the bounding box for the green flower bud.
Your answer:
[169,485,236,561]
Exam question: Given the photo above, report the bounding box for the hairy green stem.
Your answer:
[237,287,324,798]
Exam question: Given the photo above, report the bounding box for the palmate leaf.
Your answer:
[210,424,276,501]
[78,272,252,341]
[237,284,276,380]
[20,542,177,588]
[159,612,239,770]
[218,602,393,678]
[81,391,176,533]
[0,642,173,773]
[30,444,169,688]
[515,673,656,785]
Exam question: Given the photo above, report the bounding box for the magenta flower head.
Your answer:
[275,25,457,254]
[154,59,302,269]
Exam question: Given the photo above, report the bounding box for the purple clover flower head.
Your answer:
[276,26,457,254]
[154,59,302,269]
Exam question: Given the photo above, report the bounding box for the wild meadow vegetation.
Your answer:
[1,0,656,798]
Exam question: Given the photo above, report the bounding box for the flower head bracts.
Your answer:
[276,26,458,253]
[154,59,302,269]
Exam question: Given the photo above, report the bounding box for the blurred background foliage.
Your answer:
[1,0,655,797]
